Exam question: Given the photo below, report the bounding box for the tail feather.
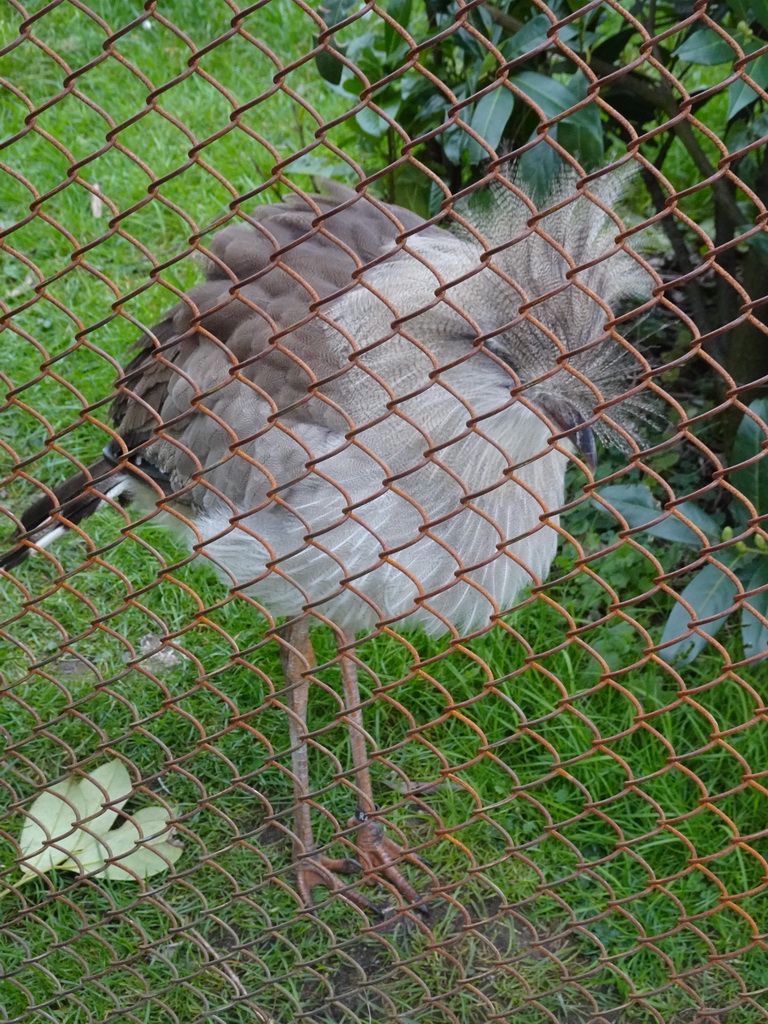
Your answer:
[465,170,661,450]
[0,457,125,570]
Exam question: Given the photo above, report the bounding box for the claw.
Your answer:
[348,812,430,916]
[294,852,386,916]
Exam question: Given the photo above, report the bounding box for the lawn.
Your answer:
[1,2,767,1023]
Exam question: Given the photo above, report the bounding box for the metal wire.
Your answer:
[1,2,767,1022]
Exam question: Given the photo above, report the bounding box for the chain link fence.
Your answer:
[1,1,767,1022]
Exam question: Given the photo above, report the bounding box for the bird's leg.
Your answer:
[338,636,429,914]
[278,617,365,910]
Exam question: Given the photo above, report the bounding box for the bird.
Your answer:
[1,171,655,914]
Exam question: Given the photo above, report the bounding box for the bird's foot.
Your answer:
[294,851,385,916]
[348,806,430,916]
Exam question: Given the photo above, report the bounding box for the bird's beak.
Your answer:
[537,399,597,469]
[572,421,597,469]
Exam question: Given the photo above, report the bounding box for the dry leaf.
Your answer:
[99,807,182,880]
[7,271,35,299]
[127,632,183,672]
[90,182,103,219]
[7,759,182,894]
[18,776,83,877]
[18,761,131,879]
[60,805,182,880]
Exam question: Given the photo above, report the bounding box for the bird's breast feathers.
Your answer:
[134,242,575,634]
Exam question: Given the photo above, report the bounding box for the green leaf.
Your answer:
[730,398,768,514]
[319,0,359,27]
[355,85,402,137]
[313,0,359,85]
[315,49,346,87]
[384,0,413,57]
[511,70,578,121]
[592,26,636,65]
[511,71,603,165]
[466,86,515,163]
[500,15,551,62]
[674,28,735,65]
[741,562,768,661]
[596,484,718,545]
[728,53,768,121]
[670,502,722,542]
[516,140,565,197]
[724,0,768,32]
[355,106,391,137]
[659,560,741,664]
[558,71,603,167]
[726,108,768,157]
[285,154,354,179]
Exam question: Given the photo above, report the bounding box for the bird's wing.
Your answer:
[109,187,439,490]
[0,186,443,569]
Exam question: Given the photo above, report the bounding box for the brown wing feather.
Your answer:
[2,186,437,565]
[110,187,440,451]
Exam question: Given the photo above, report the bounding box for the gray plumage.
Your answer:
[2,174,655,636]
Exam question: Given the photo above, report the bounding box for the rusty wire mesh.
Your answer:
[1,1,768,1022]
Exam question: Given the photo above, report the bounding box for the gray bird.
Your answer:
[1,173,654,913]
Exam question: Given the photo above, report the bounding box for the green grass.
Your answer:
[2,3,768,1023]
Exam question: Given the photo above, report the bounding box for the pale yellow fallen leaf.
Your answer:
[18,776,83,877]
[59,805,181,880]
[11,760,182,891]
